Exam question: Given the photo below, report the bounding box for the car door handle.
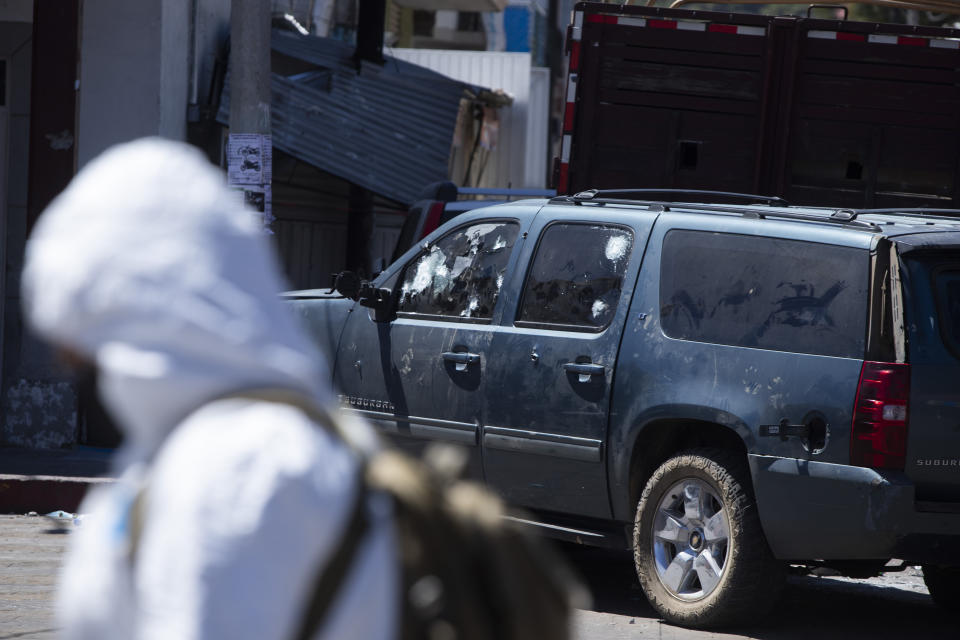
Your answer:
[442,351,481,372]
[562,362,605,383]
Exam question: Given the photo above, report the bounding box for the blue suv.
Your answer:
[287,189,960,627]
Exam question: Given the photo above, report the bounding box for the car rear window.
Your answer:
[660,230,869,358]
[935,270,960,356]
[517,223,634,331]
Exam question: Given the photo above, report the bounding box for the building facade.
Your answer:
[0,0,571,448]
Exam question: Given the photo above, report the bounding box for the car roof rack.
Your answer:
[853,207,960,221]
[566,189,790,207]
[550,189,882,230]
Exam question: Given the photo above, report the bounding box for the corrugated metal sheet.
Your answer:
[389,49,546,188]
[218,30,478,205]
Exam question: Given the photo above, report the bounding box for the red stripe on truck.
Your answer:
[648,19,678,30]
[569,41,581,72]
[836,32,866,42]
[898,36,927,47]
[563,103,576,132]
[586,14,616,24]
[707,24,737,34]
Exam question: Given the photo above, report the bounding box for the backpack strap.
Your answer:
[291,476,369,640]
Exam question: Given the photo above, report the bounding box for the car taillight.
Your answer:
[850,361,910,470]
[419,201,446,241]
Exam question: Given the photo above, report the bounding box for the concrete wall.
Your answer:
[193,0,231,106]
[76,0,193,168]
[1,0,231,449]
[0,5,74,448]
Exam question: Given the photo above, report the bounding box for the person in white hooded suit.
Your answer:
[22,138,398,640]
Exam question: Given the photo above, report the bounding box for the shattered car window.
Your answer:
[518,224,634,330]
[660,231,868,358]
[396,221,519,320]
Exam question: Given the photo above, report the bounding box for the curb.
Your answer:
[0,474,114,514]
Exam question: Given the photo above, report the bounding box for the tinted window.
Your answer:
[397,220,519,320]
[936,270,960,356]
[660,231,868,357]
[518,224,634,330]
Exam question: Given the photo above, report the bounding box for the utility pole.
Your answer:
[347,0,387,275]
[227,0,273,230]
[355,0,386,67]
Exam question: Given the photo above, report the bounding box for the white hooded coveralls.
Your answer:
[22,138,398,640]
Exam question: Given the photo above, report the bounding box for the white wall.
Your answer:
[390,49,547,188]
[527,66,549,189]
[77,0,193,168]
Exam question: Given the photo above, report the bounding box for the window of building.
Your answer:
[457,12,483,32]
[396,220,519,321]
[413,10,435,37]
[517,223,634,330]
[659,230,869,357]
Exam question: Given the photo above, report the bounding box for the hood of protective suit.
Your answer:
[23,138,332,459]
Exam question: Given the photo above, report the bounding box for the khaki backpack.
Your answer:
[291,401,590,640]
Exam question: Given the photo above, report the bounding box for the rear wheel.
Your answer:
[922,565,960,608]
[633,448,784,628]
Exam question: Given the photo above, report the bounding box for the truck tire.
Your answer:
[922,565,960,608]
[633,448,784,628]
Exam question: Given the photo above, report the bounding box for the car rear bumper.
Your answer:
[749,454,960,564]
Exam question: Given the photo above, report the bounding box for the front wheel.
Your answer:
[633,449,784,628]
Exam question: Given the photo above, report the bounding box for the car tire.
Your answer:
[633,448,784,628]
[922,565,960,608]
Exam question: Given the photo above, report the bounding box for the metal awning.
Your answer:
[217,30,497,205]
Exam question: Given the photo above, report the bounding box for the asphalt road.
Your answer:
[0,516,67,640]
[562,543,953,640]
[1,514,954,639]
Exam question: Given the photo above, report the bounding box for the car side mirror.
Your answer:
[332,271,395,322]
[332,271,362,300]
[357,283,395,323]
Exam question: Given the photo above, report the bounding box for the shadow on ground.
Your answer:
[558,543,955,639]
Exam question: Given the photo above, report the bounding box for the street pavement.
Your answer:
[0,513,954,640]
[0,516,67,640]
[564,544,953,640]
